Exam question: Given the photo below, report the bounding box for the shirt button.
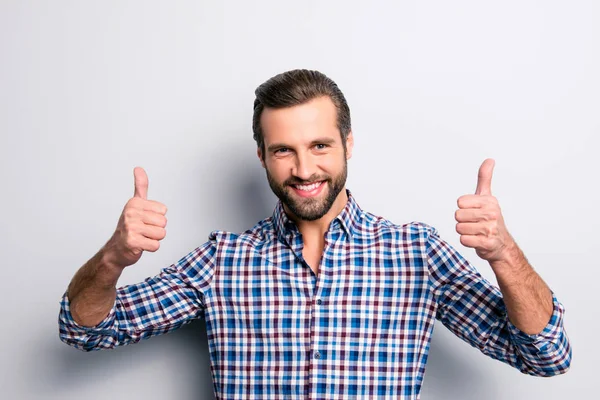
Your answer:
[314,351,321,359]
[316,299,322,305]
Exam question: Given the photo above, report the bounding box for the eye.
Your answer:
[315,143,328,150]
[274,147,290,154]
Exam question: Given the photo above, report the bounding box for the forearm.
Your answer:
[491,241,553,335]
[67,245,124,327]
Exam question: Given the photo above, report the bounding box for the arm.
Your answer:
[426,226,571,377]
[64,166,167,327]
[455,159,556,334]
[59,240,216,351]
[444,158,571,375]
[58,166,215,351]
[66,246,122,327]
[489,241,553,335]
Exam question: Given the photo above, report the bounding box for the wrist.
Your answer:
[97,247,125,287]
[490,241,530,280]
[491,236,517,266]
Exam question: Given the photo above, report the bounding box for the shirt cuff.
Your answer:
[505,292,565,349]
[59,290,117,336]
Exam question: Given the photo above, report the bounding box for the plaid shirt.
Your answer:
[59,190,571,399]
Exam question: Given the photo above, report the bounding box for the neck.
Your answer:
[284,188,348,241]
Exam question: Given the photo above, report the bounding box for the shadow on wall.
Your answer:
[37,148,272,399]
[34,319,215,399]
[198,140,276,233]
[173,320,217,399]
[420,323,500,399]
[173,155,274,399]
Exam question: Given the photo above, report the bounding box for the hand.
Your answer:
[103,167,168,269]
[454,159,514,263]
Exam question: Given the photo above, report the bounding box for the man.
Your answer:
[59,69,571,399]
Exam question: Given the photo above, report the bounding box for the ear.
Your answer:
[257,147,266,168]
[345,131,354,160]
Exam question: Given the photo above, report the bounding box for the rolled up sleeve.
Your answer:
[503,292,572,376]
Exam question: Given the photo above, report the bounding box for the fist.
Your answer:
[104,167,168,268]
[454,159,513,263]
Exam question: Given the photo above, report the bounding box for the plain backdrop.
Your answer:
[1,1,597,399]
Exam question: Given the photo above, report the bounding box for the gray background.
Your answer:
[1,0,597,399]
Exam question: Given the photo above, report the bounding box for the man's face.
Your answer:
[257,96,353,221]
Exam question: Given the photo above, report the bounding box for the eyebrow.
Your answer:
[267,137,337,152]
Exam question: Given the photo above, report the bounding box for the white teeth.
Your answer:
[295,181,322,191]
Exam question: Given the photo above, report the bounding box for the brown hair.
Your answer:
[252,69,351,157]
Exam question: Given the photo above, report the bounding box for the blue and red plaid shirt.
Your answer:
[59,190,571,399]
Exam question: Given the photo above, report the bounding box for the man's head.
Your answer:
[253,69,354,222]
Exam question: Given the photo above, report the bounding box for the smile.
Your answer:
[291,181,326,197]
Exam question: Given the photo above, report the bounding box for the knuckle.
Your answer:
[125,235,137,250]
[130,248,141,258]
[124,208,137,220]
[123,219,137,232]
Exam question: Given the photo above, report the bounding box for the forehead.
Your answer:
[260,96,340,145]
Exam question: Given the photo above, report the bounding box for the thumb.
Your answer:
[133,167,148,199]
[475,158,495,195]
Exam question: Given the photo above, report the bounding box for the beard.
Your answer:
[265,158,348,222]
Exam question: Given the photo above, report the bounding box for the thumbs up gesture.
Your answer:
[455,159,514,263]
[103,167,168,269]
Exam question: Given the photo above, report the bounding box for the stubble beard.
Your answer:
[265,158,348,222]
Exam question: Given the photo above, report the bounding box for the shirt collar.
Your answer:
[272,188,362,241]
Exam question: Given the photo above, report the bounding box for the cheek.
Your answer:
[320,156,344,174]
[266,160,290,181]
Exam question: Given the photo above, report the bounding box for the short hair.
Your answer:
[252,69,351,157]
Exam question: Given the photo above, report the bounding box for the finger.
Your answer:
[455,208,500,223]
[141,200,168,215]
[460,235,496,252]
[456,222,486,236]
[457,194,487,209]
[140,224,167,241]
[455,208,485,222]
[141,210,168,228]
[127,198,168,215]
[138,236,161,252]
[459,234,484,249]
[134,167,148,199]
[475,158,495,196]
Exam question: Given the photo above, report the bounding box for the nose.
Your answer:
[292,152,317,181]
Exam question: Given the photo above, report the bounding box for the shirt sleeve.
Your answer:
[58,237,217,352]
[424,225,572,377]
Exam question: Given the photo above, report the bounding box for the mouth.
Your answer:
[289,180,326,198]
